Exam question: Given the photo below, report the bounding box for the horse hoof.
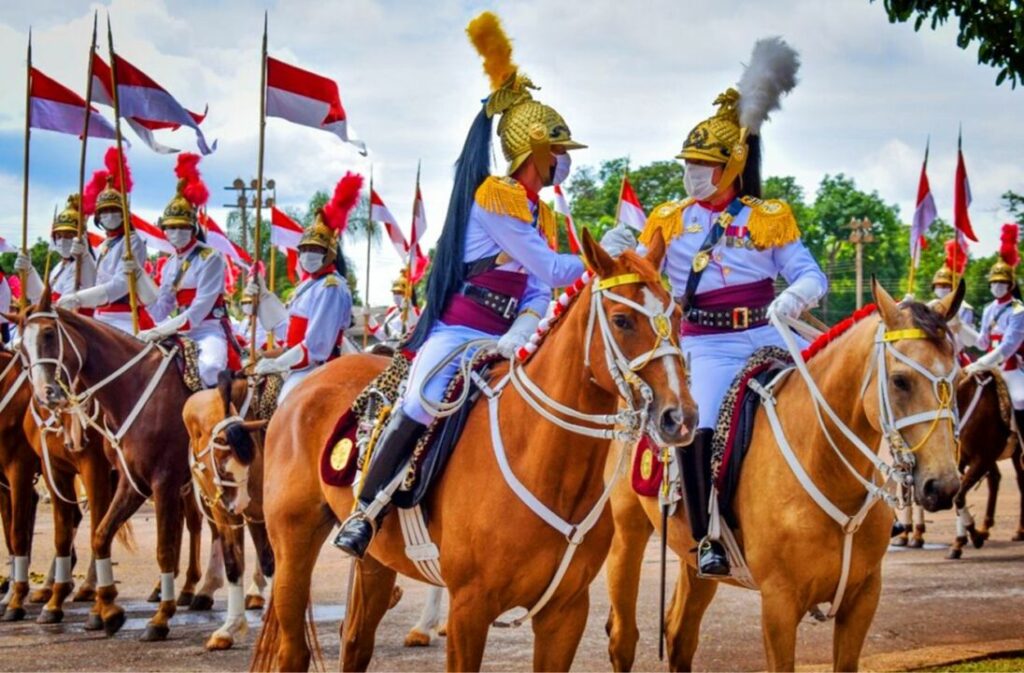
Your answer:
[103,611,127,637]
[1012,530,1024,542]
[176,591,194,608]
[83,613,103,631]
[72,587,96,602]
[908,537,924,549]
[140,624,170,642]
[1,607,26,622]
[437,624,447,637]
[946,547,963,560]
[389,585,403,610]
[189,594,214,611]
[891,536,908,547]
[146,587,161,603]
[205,634,234,651]
[0,579,8,596]
[244,595,265,611]
[968,529,987,549]
[37,608,64,624]
[29,588,52,604]
[404,629,432,647]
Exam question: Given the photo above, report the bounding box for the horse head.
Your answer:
[579,228,698,446]
[10,290,87,410]
[869,279,963,511]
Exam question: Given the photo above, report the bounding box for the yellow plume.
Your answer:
[466,11,517,91]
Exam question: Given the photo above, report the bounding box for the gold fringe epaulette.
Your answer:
[538,201,557,248]
[474,176,533,223]
[741,196,800,249]
[639,198,695,247]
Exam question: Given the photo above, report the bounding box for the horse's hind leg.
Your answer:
[532,586,591,671]
[404,585,444,647]
[37,469,79,623]
[832,571,882,672]
[666,562,718,672]
[177,491,203,607]
[246,519,274,610]
[948,458,991,558]
[760,584,803,672]
[980,464,1001,536]
[604,483,654,672]
[139,480,184,642]
[342,554,398,672]
[193,519,224,611]
[1012,447,1024,541]
[1,461,39,622]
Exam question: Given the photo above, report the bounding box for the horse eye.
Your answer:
[892,374,911,392]
[611,314,634,330]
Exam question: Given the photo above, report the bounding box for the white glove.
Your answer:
[121,259,158,305]
[13,252,32,274]
[253,344,305,375]
[957,321,980,348]
[600,224,638,257]
[55,284,108,310]
[244,277,263,299]
[901,293,915,304]
[122,258,139,275]
[14,253,42,303]
[964,350,1002,376]
[497,312,540,359]
[767,289,805,321]
[69,237,87,258]
[136,313,188,342]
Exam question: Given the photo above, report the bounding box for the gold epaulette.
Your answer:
[474,176,533,223]
[323,274,341,288]
[639,198,695,247]
[741,196,800,249]
[198,246,215,260]
[1013,299,1024,315]
[538,201,557,248]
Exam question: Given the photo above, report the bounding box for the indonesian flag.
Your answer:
[265,57,366,155]
[617,176,646,231]
[199,211,252,266]
[909,140,937,266]
[131,214,175,255]
[224,255,242,295]
[408,186,429,283]
[954,130,978,245]
[271,207,303,283]
[553,185,581,254]
[0,235,17,253]
[371,189,406,258]
[29,67,115,139]
[87,232,104,249]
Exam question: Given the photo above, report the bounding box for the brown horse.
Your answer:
[253,230,697,671]
[14,296,197,640]
[605,282,964,672]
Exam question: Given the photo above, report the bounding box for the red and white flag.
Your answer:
[617,176,646,231]
[265,57,366,155]
[29,67,115,139]
[131,214,174,255]
[271,207,304,283]
[553,185,581,254]
[408,185,429,282]
[954,129,978,245]
[909,140,937,266]
[87,232,105,250]
[371,189,406,258]
[0,235,17,253]
[199,212,252,266]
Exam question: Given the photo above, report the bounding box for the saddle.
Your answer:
[164,336,204,394]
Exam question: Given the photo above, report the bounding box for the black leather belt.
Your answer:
[461,283,519,320]
[684,304,770,330]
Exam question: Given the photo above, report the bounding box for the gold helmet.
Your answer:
[933,240,966,288]
[391,268,410,296]
[298,172,364,269]
[467,12,586,180]
[989,224,1020,284]
[83,147,132,220]
[51,194,82,236]
[932,265,953,287]
[159,154,208,229]
[94,177,128,216]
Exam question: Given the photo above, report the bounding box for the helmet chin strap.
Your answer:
[529,123,553,185]
[709,127,749,201]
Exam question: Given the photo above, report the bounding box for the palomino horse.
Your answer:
[15,295,197,640]
[894,371,1022,557]
[605,282,964,672]
[253,230,697,671]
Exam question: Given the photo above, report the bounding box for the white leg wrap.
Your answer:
[54,556,72,584]
[897,503,912,526]
[226,581,244,619]
[13,556,29,583]
[95,557,114,588]
[160,572,175,602]
[913,505,926,526]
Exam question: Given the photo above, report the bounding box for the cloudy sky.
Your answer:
[0,0,1021,305]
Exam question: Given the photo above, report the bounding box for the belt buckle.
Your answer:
[732,307,749,330]
[502,297,519,320]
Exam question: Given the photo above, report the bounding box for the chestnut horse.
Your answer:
[253,231,697,671]
[15,297,197,641]
[605,283,964,672]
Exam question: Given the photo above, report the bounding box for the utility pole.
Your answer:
[224,177,275,253]
[848,217,875,309]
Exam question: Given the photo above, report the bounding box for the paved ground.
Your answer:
[1,458,1022,672]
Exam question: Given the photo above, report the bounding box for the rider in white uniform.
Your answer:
[16,195,97,311]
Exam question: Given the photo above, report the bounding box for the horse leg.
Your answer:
[246,520,273,610]
[177,492,203,607]
[90,479,146,635]
[1,462,39,622]
[73,556,97,602]
[891,502,910,547]
[444,589,495,672]
[532,589,591,672]
[342,554,399,671]
[36,469,78,623]
[604,489,654,672]
[980,464,1001,537]
[1013,448,1024,542]
[759,586,803,672]
[193,520,224,611]
[909,505,926,548]
[948,458,988,558]
[206,523,247,651]
[666,562,718,672]
[404,585,445,647]
[71,456,110,605]
[832,571,882,672]
[140,480,184,641]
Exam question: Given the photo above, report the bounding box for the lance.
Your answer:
[42,201,57,284]
[75,12,99,290]
[402,161,421,329]
[363,165,373,349]
[106,17,139,334]
[19,30,32,308]
[250,11,268,364]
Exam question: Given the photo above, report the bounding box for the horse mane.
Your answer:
[801,300,950,361]
[57,308,148,354]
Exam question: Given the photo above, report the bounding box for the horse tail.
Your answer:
[249,593,325,672]
[115,520,136,553]
[217,369,255,465]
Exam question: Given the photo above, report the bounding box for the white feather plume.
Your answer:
[737,37,800,135]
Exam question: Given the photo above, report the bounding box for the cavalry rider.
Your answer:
[931,240,975,327]
[55,148,158,333]
[235,294,285,353]
[602,39,827,576]
[379,269,421,342]
[333,11,586,559]
[250,173,359,401]
[960,224,1024,423]
[15,195,97,310]
[0,269,10,343]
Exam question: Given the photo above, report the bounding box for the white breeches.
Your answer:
[278,366,313,403]
[190,322,228,388]
[94,311,136,335]
[401,322,490,425]
[1002,367,1024,410]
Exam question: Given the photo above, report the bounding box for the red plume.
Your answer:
[174,152,209,208]
[1000,223,1020,268]
[82,168,109,216]
[944,240,967,274]
[322,172,364,235]
[102,147,132,195]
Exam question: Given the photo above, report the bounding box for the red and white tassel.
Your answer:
[515,270,594,362]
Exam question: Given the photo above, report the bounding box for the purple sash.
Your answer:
[441,269,528,335]
[681,278,775,337]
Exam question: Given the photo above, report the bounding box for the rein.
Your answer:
[0,352,29,416]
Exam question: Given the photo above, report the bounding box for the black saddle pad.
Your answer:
[710,346,792,528]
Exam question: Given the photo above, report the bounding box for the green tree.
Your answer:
[1003,189,1024,222]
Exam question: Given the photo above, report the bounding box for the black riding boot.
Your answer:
[332,410,425,559]
[681,428,730,576]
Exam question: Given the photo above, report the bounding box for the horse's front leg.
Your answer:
[1,460,40,622]
[246,518,274,610]
[89,477,146,634]
[759,584,803,672]
[177,490,204,607]
[206,522,247,651]
[192,518,224,611]
[139,478,184,642]
[532,587,591,672]
[832,571,882,672]
[37,468,79,623]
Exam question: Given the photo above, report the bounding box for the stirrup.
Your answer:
[340,509,378,536]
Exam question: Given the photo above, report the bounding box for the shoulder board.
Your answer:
[322,274,341,288]
[537,201,557,249]
[639,198,695,247]
[1013,299,1024,314]
[740,196,800,249]
[474,176,533,223]
[197,246,215,260]
[961,300,974,310]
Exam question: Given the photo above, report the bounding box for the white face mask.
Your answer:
[552,153,572,186]
[52,238,74,259]
[933,286,951,299]
[300,251,325,274]
[241,303,253,316]
[164,228,194,250]
[393,294,404,306]
[991,282,1011,299]
[99,212,122,231]
[683,163,718,201]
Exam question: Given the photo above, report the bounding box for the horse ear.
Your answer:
[0,311,21,326]
[872,277,901,328]
[933,280,966,323]
[644,228,666,269]
[581,227,615,278]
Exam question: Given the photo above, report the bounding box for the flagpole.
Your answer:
[402,161,420,329]
[19,30,32,308]
[106,17,139,333]
[613,167,628,231]
[250,11,268,364]
[906,138,929,298]
[363,165,373,349]
[75,11,98,290]
[952,125,962,291]
[42,201,56,285]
